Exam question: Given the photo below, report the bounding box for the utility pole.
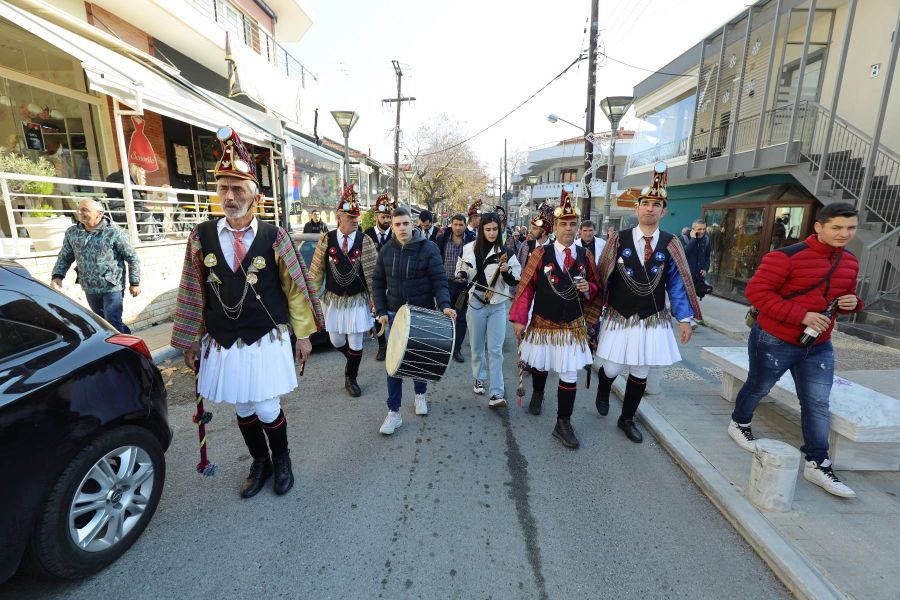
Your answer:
[503,138,508,216]
[382,60,415,202]
[583,0,599,220]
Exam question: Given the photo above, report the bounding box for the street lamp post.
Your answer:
[330,110,359,188]
[548,112,593,218]
[526,175,538,210]
[599,96,633,228]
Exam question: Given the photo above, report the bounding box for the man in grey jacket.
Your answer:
[52,198,141,333]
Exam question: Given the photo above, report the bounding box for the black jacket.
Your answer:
[373,228,450,315]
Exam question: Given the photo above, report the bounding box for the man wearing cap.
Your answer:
[592,163,701,443]
[516,201,553,268]
[171,126,324,498]
[466,198,482,239]
[364,191,396,361]
[309,184,379,397]
[510,187,603,449]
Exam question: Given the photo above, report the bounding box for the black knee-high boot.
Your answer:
[237,414,271,499]
[618,375,647,443]
[529,370,548,416]
[263,410,293,495]
[345,348,362,397]
[553,381,579,449]
[595,367,616,417]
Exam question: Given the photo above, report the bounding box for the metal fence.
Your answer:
[0,172,277,257]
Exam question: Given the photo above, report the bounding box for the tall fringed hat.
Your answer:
[375,190,397,215]
[338,183,361,216]
[640,161,669,205]
[214,126,257,184]
[530,201,554,232]
[554,184,578,221]
[467,197,483,217]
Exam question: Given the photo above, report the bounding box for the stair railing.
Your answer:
[856,226,900,309]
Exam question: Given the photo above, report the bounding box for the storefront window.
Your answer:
[0,19,105,185]
[287,143,340,226]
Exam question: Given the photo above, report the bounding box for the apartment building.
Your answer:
[620,0,899,345]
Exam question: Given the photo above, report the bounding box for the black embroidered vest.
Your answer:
[607,229,673,319]
[365,226,391,251]
[533,244,588,323]
[325,229,367,296]
[197,220,289,348]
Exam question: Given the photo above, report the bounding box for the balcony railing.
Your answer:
[188,0,316,87]
[0,172,277,257]
[627,137,689,171]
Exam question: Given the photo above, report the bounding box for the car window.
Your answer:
[0,318,61,361]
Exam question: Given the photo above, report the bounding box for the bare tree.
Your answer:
[405,115,489,216]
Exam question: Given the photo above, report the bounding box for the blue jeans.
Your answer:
[466,298,508,398]
[85,291,130,334]
[383,311,426,411]
[732,324,834,463]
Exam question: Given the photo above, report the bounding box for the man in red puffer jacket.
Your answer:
[726,202,863,498]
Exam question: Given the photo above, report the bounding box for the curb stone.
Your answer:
[612,378,846,600]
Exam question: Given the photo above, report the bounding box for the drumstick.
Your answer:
[377,321,386,337]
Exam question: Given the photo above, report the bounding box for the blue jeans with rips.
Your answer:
[731,324,834,463]
[85,290,131,334]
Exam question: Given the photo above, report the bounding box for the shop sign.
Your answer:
[128,116,159,172]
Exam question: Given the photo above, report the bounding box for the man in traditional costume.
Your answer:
[466,197,482,238]
[509,187,603,449]
[171,126,324,498]
[364,191,396,361]
[516,201,553,269]
[592,163,702,443]
[309,184,379,397]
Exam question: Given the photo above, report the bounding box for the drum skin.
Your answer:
[385,304,455,381]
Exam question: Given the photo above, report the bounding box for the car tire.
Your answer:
[29,426,166,579]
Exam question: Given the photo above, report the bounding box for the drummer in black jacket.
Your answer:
[373,206,456,435]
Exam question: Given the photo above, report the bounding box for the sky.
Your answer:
[287,0,750,179]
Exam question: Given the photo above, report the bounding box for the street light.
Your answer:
[547,113,584,131]
[599,96,634,227]
[331,110,359,186]
[526,175,538,209]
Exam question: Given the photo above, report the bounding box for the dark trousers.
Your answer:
[85,290,130,333]
[449,280,467,353]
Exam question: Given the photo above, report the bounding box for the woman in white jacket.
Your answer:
[455,212,522,408]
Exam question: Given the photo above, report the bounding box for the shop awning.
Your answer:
[0,2,281,147]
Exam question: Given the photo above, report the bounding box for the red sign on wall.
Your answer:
[128,116,159,172]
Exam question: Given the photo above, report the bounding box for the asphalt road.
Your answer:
[3,328,789,599]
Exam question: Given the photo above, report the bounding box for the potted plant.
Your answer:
[0,150,71,252]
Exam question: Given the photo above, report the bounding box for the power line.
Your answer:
[412,53,587,158]
[599,51,694,77]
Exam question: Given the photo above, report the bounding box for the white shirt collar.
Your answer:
[632,227,660,249]
[338,229,357,245]
[218,217,258,235]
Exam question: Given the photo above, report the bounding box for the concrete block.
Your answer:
[747,439,801,512]
[829,431,900,471]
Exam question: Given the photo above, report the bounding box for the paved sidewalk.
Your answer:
[614,298,900,600]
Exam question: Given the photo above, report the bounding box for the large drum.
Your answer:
[385,304,456,381]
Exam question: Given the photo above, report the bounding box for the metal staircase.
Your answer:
[793,101,900,348]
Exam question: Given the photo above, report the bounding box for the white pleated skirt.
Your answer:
[198,331,298,404]
[324,299,374,334]
[519,340,593,373]
[594,321,681,367]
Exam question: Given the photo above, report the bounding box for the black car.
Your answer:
[0,260,171,583]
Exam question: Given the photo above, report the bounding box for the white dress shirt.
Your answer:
[575,236,606,265]
[337,228,357,252]
[217,217,258,268]
[552,240,578,269]
[631,228,660,265]
[374,227,390,245]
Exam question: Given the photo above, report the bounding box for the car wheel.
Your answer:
[29,426,166,579]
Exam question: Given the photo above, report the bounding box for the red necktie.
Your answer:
[342,234,349,255]
[564,247,573,270]
[231,230,247,271]
[643,236,653,264]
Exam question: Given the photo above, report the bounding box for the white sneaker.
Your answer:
[414,393,428,416]
[379,411,402,435]
[727,420,757,452]
[803,459,856,498]
[488,395,508,409]
[473,379,486,395]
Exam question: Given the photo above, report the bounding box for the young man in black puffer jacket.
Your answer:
[373,206,456,435]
